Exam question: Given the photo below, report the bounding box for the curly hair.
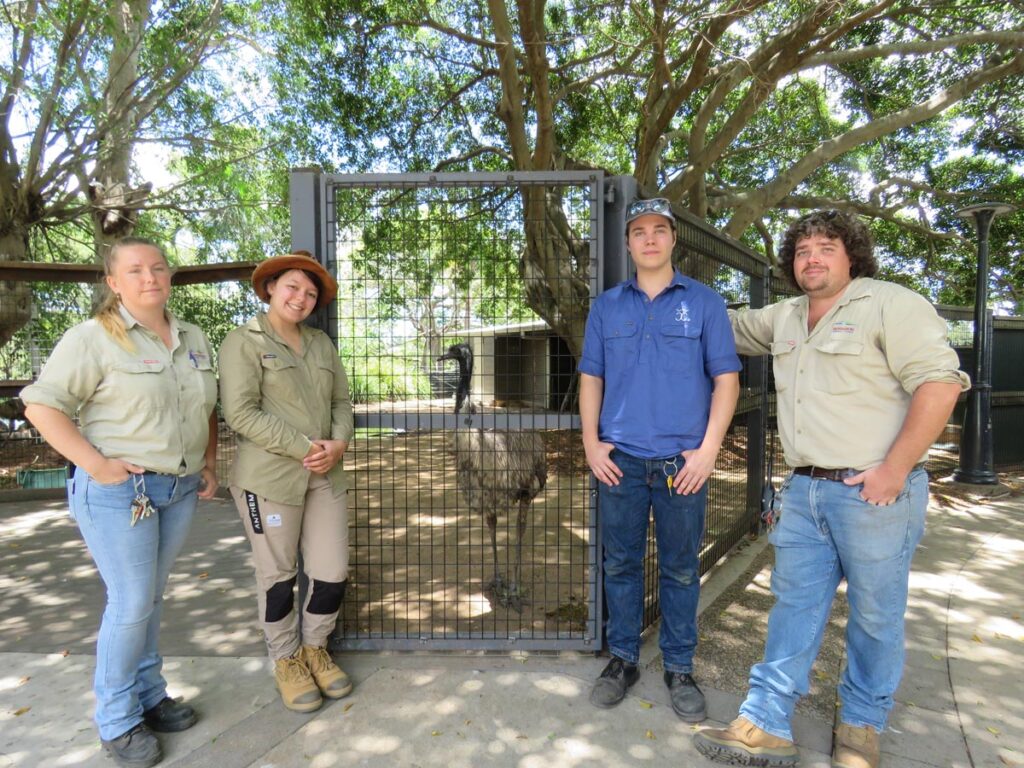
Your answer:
[777,209,877,287]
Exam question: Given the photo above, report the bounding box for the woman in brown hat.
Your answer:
[219,251,354,712]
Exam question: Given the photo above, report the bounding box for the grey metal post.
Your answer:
[953,203,1014,485]
[746,263,770,530]
[287,167,326,627]
[289,167,331,337]
[601,176,637,291]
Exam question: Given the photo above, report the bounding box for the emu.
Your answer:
[437,343,548,612]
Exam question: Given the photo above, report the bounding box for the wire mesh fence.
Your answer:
[321,175,599,649]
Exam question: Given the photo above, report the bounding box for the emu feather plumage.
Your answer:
[438,343,547,611]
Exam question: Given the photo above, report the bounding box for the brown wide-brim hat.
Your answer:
[251,250,338,310]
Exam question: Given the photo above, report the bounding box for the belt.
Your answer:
[791,466,859,482]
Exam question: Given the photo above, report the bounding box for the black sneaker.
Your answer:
[589,657,640,708]
[143,696,197,732]
[101,722,161,768]
[665,671,706,722]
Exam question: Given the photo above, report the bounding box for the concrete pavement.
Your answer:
[0,480,1021,767]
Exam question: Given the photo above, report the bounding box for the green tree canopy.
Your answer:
[273,0,1024,316]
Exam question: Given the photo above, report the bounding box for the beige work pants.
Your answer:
[231,474,349,660]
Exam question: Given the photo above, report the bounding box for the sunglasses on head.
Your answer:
[626,197,673,220]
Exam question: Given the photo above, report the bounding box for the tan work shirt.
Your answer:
[219,313,354,505]
[731,278,970,470]
[20,307,217,475]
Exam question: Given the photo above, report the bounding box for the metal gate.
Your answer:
[291,171,603,650]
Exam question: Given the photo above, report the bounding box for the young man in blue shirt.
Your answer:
[579,197,741,721]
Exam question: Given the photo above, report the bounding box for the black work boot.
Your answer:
[589,656,640,708]
[101,722,161,768]
[665,671,707,722]
[143,696,197,732]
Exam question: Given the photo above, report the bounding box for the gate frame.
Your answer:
[292,169,605,651]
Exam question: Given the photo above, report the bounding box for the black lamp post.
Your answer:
[952,202,1015,485]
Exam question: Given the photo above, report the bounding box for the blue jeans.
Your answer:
[739,468,928,740]
[600,449,707,673]
[71,470,200,740]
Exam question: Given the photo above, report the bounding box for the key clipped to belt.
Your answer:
[130,474,157,527]
[663,457,679,493]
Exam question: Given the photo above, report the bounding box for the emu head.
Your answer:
[437,342,473,415]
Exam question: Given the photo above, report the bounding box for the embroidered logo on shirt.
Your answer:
[674,301,691,324]
[831,322,856,335]
[141,359,160,364]
[261,353,277,359]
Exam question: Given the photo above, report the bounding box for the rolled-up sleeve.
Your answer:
[219,331,312,460]
[702,298,742,377]
[20,325,103,416]
[729,305,777,357]
[881,291,971,394]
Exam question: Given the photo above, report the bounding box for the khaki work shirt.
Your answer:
[20,307,217,475]
[219,314,354,505]
[731,278,970,470]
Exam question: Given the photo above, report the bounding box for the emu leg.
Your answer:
[485,512,506,596]
[503,499,530,613]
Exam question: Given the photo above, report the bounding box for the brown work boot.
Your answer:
[300,644,353,699]
[274,655,323,712]
[693,717,800,766]
[833,723,879,768]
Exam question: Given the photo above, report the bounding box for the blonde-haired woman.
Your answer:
[22,237,218,768]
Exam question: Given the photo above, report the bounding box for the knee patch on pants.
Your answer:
[265,576,297,623]
[307,579,346,615]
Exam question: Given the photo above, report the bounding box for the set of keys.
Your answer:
[129,474,157,527]
[663,457,679,492]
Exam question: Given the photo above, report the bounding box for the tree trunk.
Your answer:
[0,229,33,348]
[90,0,153,262]
[519,187,590,363]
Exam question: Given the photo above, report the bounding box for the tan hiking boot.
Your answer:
[833,723,879,768]
[274,655,322,712]
[693,717,800,766]
[300,644,353,699]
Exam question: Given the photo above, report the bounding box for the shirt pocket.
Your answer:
[111,361,170,409]
[603,321,639,368]
[813,339,864,395]
[770,341,797,391]
[315,361,335,405]
[659,320,702,373]
[259,355,300,399]
[190,359,218,412]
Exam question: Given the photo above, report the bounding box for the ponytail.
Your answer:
[95,289,133,352]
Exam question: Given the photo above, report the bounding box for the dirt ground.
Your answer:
[339,429,596,643]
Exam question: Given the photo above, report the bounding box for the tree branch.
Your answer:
[723,51,1024,236]
[802,30,1024,70]
[771,194,966,242]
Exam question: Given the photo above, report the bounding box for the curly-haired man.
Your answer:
[693,210,969,768]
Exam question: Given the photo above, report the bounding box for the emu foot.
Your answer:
[487,574,528,613]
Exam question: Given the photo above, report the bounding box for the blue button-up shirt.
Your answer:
[578,271,741,458]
